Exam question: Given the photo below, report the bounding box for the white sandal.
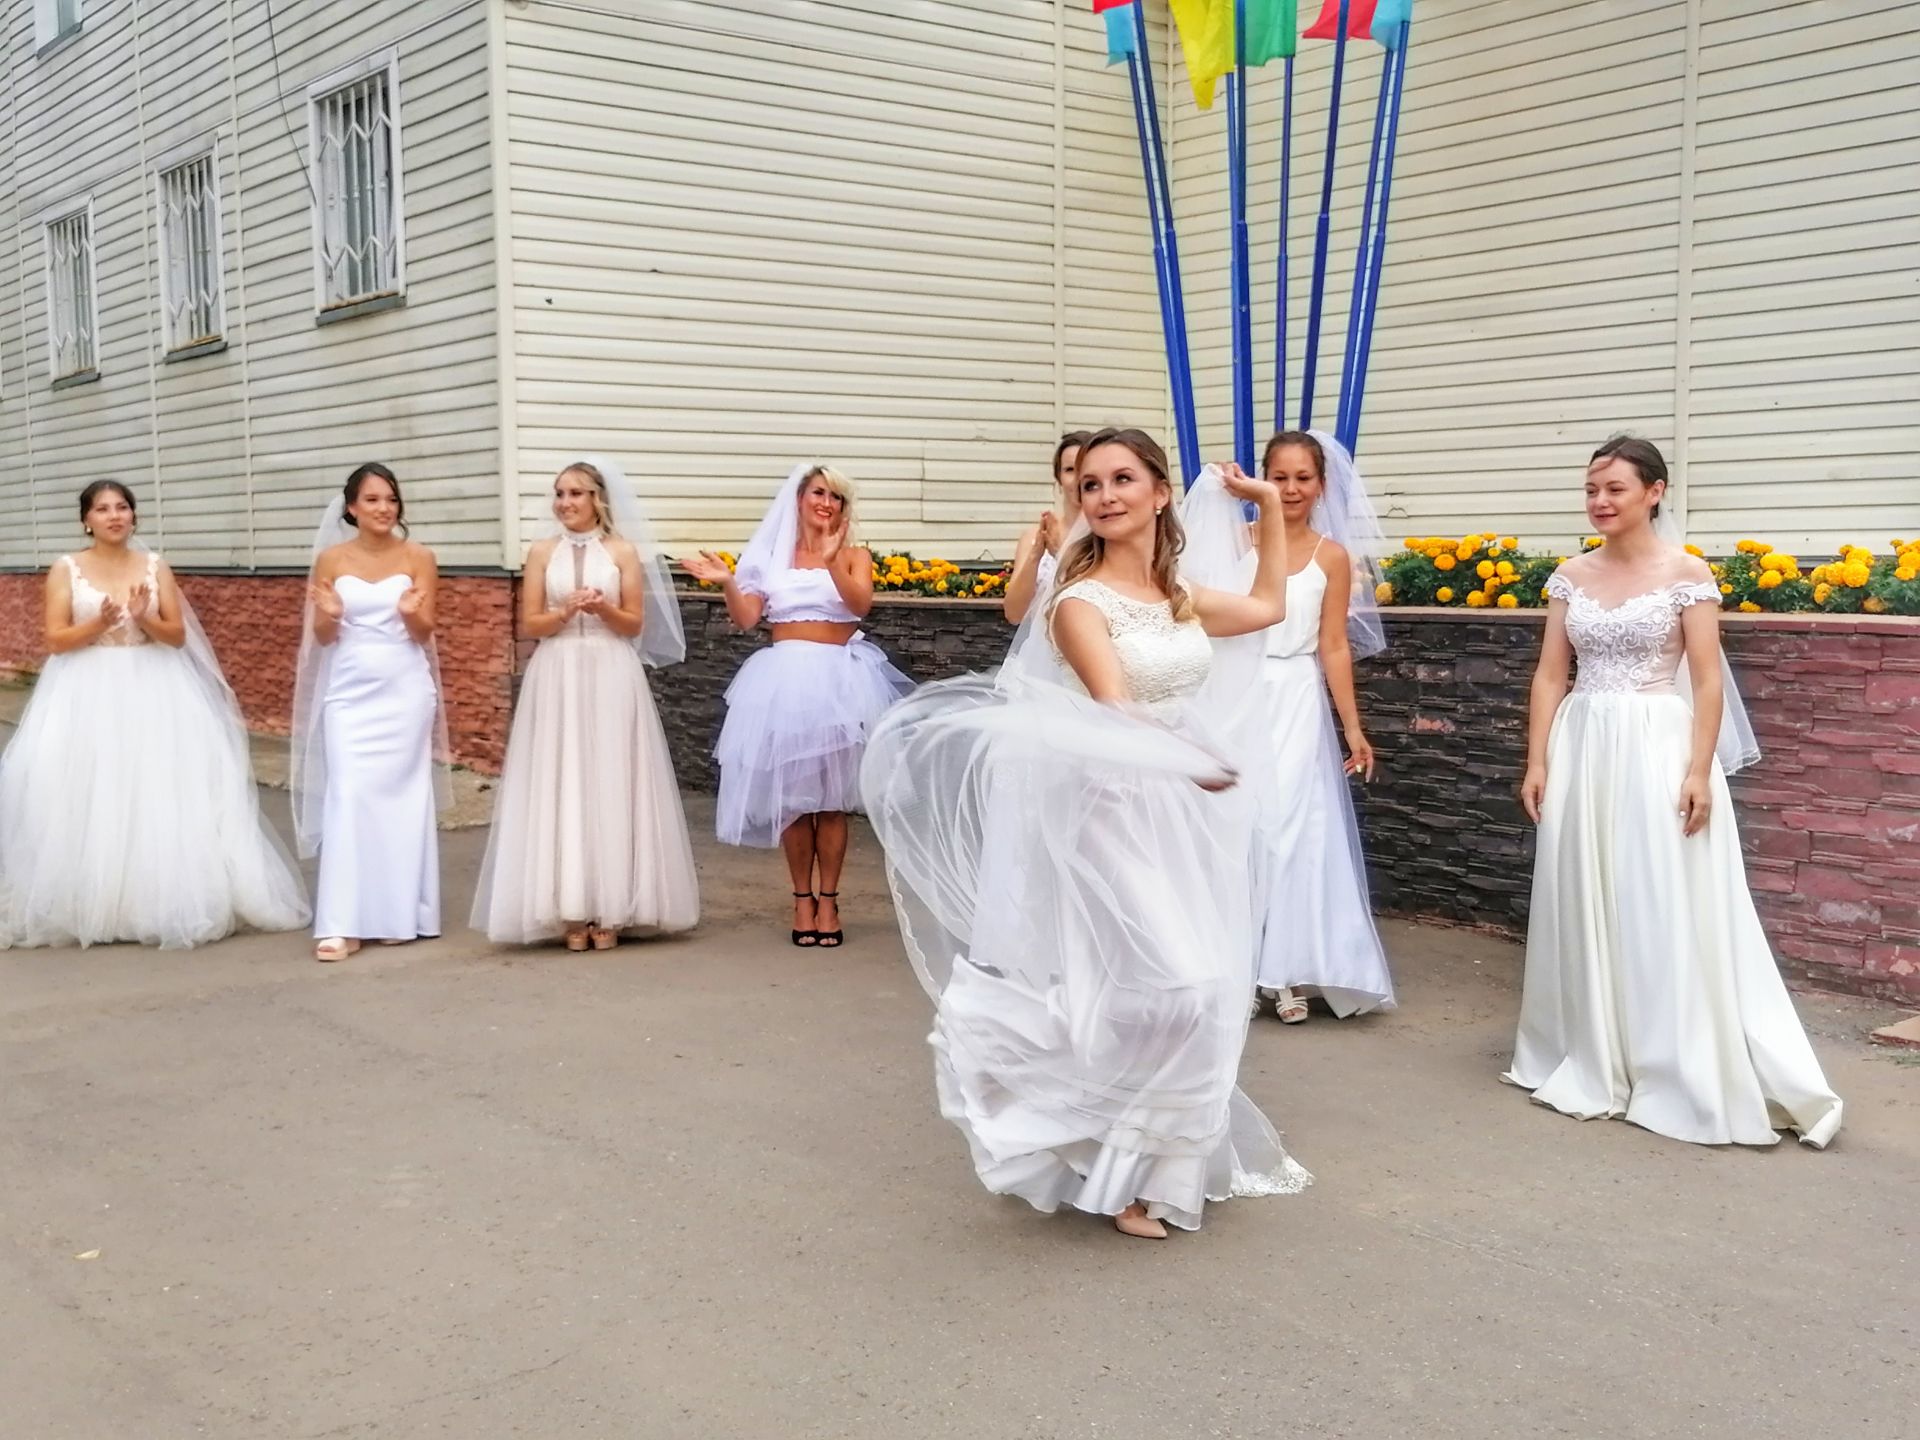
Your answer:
[314,937,360,963]
[1275,988,1310,1024]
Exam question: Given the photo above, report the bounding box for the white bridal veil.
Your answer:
[559,454,685,668]
[1654,509,1760,774]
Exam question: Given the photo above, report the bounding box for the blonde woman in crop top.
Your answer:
[685,464,911,948]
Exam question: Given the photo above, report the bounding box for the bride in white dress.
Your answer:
[292,464,449,962]
[0,481,309,949]
[471,458,699,948]
[864,428,1313,1239]
[1507,436,1843,1147]
[1000,430,1091,625]
[1244,430,1397,1022]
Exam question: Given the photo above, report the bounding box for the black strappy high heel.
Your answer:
[791,892,819,947]
[815,891,844,948]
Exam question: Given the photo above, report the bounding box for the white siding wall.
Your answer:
[0,0,500,570]
[1165,0,1919,552]
[500,0,1166,561]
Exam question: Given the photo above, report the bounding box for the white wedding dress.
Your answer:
[312,575,441,941]
[471,534,699,941]
[1504,569,1843,1147]
[865,577,1312,1230]
[1251,554,1395,1014]
[0,553,310,949]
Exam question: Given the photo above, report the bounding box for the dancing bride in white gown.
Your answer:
[864,428,1313,1239]
[0,481,309,949]
[1507,436,1842,1147]
[292,464,450,962]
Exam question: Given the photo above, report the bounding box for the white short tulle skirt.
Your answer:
[714,635,911,847]
[1505,690,1843,1147]
[0,645,310,949]
[472,631,699,942]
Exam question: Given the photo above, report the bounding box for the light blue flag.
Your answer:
[1104,6,1138,64]
[1372,0,1412,48]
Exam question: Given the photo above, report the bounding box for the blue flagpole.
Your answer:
[1336,41,1393,450]
[1346,20,1412,457]
[1228,1,1254,470]
[1298,0,1351,430]
[1274,54,1294,434]
[1131,1,1202,485]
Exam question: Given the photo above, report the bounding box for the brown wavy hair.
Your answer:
[1049,427,1192,623]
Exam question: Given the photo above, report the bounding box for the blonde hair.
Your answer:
[1049,427,1191,624]
[557,462,616,535]
[797,464,856,540]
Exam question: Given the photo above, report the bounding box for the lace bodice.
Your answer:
[65,552,159,648]
[545,532,624,638]
[1052,578,1212,711]
[1265,555,1329,660]
[1547,571,1721,695]
[761,567,858,624]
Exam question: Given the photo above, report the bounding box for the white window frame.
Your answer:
[153,144,227,353]
[306,50,407,316]
[41,197,100,383]
[33,0,84,53]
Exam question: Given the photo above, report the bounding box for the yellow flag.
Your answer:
[1169,0,1235,109]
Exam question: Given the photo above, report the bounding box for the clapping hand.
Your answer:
[683,551,733,585]
[574,588,608,617]
[1218,462,1280,509]
[308,579,345,622]
[97,595,128,630]
[819,510,851,563]
[396,585,428,620]
[125,582,153,624]
[1038,509,1063,555]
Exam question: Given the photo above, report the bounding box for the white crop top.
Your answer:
[759,567,859,624]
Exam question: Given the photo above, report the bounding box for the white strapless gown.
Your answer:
[0,553,310,949]
[472,534,699,942]
[1251,561,1396,1014]
[1505,572,1843,1147]
[312,575,441,941]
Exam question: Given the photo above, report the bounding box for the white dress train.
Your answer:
[1504,572,1843,1147]
[865,578,1312,1230]
[312,575,441,941]
[471,535,699,941]
[0,553,310,949]
[1252,559,1396,1014]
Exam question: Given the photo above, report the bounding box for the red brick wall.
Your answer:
[0,569,515,773]
[1723,617,1920,1001]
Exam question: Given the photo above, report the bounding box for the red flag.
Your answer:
[1304,0,1376,39]
[1092,1,1133,12]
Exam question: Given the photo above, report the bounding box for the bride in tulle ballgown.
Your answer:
[471,458,699,948]
[865,428,1313,1239]
[1507,436,1842,1148]
[0,481,309,949]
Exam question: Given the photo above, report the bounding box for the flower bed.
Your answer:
[693,550,1010,600]
[1378,535,1920,616]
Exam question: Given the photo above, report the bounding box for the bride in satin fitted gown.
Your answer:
[294,464,445,961]
[1508,437,1841,1147]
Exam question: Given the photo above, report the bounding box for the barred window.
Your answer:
[44,206,97,380]
[156,153,225,351]
[34,0,83,51]
[309,58,405,311]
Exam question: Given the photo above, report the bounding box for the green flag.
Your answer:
[1246,0,1300,64]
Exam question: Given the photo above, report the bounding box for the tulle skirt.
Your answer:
[714,634,911,847]
[1252,654,1396,1014]
[0,645,310,949]
[865,676,1312,1231]
[1504,691,1843,1147]
[472,631,699,942]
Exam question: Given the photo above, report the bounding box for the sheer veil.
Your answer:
[563,455,685,667]
[1306,430,1390,658]
[1654,509,1760,774]
[734,462,813,598]
[289,498,453,859]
